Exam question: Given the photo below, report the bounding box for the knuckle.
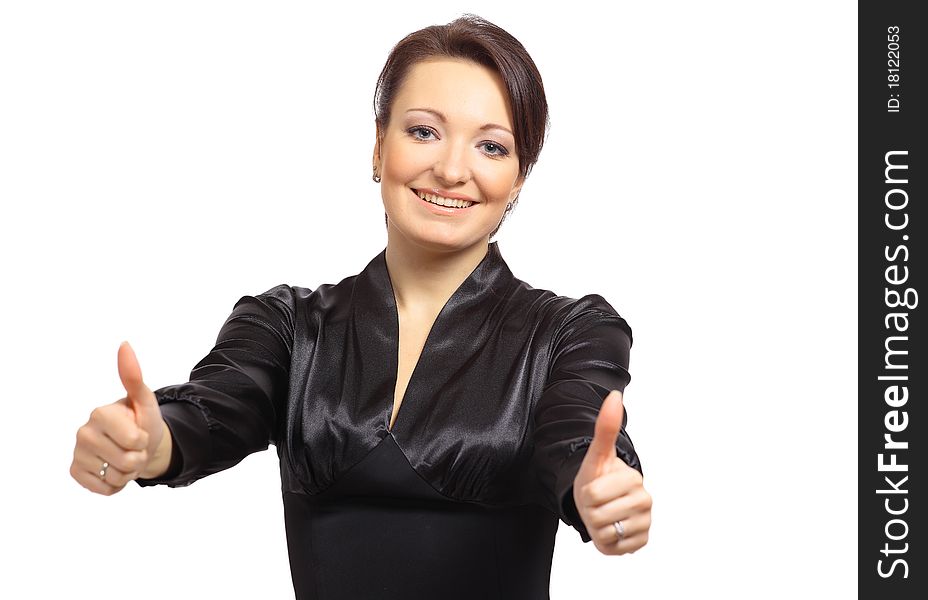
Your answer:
[137,429,150,448]
[575,481,589,500]
[623,469,641,487]
[125,428,139,446]
[89,406,106,423]
[75,426,92,446]
[124,452,143,472]
[573,486,587,507]
[586,483,603,505]
[129,428,148,449]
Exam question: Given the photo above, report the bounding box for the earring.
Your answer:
[506,201,513,211]
[372,166,381,183]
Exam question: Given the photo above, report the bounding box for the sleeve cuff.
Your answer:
[556,437,644,544]
[556,448,593,543]
[135,400,210,488]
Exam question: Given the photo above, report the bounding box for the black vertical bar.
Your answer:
[860,3,925,596]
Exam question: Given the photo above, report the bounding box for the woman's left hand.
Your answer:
[573,390,652,555]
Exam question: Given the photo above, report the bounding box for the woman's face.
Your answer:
[374,58,524,252]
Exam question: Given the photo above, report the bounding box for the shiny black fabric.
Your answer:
[136,241,640,599]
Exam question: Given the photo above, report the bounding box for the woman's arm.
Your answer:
[135,284,296,488]
[529,293,642,543]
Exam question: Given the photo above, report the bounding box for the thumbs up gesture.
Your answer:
[573,390,652,555]
[70,342,169,495]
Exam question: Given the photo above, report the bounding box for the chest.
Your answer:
[390,312,436,431]
[282,291,558,501]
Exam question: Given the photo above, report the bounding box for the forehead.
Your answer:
[392,58,515,130]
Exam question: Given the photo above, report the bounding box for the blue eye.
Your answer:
[481,142,509,157]
[405,126,510,159]
[408,126,436,141]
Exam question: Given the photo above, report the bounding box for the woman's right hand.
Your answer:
[71,341,170,495]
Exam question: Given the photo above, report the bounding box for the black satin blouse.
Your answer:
[136,241,641,599]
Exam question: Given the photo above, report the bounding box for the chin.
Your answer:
[396,226,488,254]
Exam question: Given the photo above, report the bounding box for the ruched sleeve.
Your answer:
[135,284,295,488]
[530,294,641,543]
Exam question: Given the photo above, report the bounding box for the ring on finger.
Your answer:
[99,460,109,480]
[613,520,625,544]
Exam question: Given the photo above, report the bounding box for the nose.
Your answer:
[431,138,471,185]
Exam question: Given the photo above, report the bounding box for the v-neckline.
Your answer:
[383,265,468,435]
[353,241,514,437]
[387,312,439,433]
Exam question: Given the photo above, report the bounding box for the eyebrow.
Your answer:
[405,108,513,137]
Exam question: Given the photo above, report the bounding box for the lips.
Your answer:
[411,188,479,207]
[412,187,478,203]
[410,188,477,214]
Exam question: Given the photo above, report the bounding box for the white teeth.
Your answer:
[416,190,474,209]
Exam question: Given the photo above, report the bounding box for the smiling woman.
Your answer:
[375,58,524,254]
[70,12,651,600]
[372,17,549,244]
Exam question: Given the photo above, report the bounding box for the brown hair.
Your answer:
[373,13,550,239]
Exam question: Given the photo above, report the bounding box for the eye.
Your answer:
[407,126,437,141]
[407,126,510,158]
[481,141,509,157]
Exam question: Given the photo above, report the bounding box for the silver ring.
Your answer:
[99,461,109,480]
[613,520,625,543]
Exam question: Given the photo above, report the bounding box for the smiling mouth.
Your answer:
[412,188,477,209]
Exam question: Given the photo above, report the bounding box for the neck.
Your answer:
[384,229,490,314]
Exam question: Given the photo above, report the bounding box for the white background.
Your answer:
[0,1,857,598]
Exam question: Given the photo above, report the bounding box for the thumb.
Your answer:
[118,341,158,419]
[576,390,625,483]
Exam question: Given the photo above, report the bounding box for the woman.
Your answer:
[70,14,652,599]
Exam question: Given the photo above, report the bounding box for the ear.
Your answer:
[509,173,526,203]
[372,122,383,169]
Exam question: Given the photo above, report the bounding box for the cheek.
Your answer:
[477,165,520,199]
[385,142,429,178]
